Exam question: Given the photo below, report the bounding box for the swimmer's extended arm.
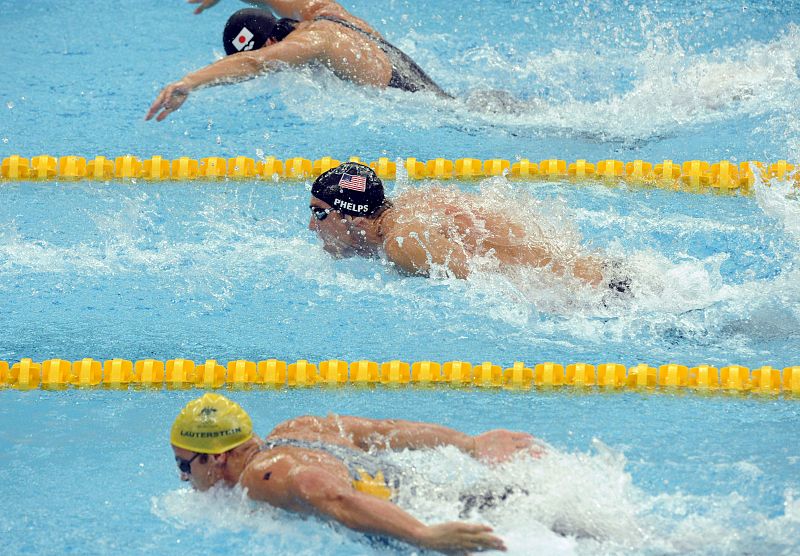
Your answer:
[189,0,347,20]
[290,465,507,552]
[338,416,539,463]
[345,417,476,453]
[145,35,321,121]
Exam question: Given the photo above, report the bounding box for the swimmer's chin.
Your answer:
[323,241,379,260]
[323,243,357,259]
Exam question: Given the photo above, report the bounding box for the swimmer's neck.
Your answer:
[230,437,265,485]
[366,207,395,249]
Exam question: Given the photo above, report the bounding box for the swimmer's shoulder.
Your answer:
[392,188,474,222]
[299,1,383,37]
[240,450,300,508]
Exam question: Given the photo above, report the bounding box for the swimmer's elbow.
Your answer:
[292,467,351,512]
[240,52,281,74]
[449,261,469,279]
[314,490,396,534]
[297,478,364,526]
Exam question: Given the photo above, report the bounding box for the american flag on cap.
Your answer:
[339,173,367,192]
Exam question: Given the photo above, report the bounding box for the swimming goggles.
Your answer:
[176,452,202,474]
[310,206,334,221]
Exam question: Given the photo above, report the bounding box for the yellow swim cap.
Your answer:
[171,393,253,454]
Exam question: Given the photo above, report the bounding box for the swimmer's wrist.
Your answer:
[414,524,438,548]
[180,75,201,91]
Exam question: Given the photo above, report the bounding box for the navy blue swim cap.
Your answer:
[311,163,389,218]
[223,9,297,55]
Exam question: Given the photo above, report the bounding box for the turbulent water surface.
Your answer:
[1,1,799,555]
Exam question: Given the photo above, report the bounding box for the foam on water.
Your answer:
[1,171,797,358]
[151,442,800,556]
[257,19,800,143]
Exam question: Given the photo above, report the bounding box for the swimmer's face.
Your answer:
[172,446,223,491]
[308,196,361,258]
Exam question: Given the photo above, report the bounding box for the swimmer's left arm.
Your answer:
[347,417,476,454]
[146,34,322,121]
[341,417,540,463]
[188,1,331,19]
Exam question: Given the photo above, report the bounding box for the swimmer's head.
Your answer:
[223,9,298,55]
[171,393,253,454]
[311,162,390,218]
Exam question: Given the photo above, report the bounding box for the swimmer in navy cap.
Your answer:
[147,1,450,122]
[309,162,392,258]
[171,394,546,552]
[310,163,633,299]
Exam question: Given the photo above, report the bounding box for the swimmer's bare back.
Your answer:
[381,188,606,284]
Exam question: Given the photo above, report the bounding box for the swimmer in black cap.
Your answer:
[146,1,450,122]
[309,163,633,297]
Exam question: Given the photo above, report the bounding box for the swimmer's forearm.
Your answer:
[293,466,431,546]
[320,491,505,552]
[252,1,340,19]
[323,491,431,546]
[240,0,282,12]
[183,54,270,90]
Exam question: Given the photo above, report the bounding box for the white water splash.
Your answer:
[151,442,800,555]
[257,19,800,143]
[753,171,800,244]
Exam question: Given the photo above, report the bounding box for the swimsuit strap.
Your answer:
[313,15,390,50]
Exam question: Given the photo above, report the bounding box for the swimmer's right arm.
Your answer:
[289,466,507,552]
[188,0,344,19]
[145,35,321,121]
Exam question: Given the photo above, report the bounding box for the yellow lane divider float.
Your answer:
[1,358,799,396]
[2,155,798,195]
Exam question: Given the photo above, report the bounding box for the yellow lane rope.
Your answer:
[2,358,799,395]
[2,155,798,194]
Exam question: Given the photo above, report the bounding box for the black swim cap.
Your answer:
[223,9,297,55]
[311,163,388,218]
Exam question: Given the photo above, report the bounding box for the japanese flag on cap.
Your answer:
[232,27,255,52]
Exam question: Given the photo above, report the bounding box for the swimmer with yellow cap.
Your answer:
[171,393,542,553]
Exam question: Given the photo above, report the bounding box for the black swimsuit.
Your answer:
[315,16,452,99]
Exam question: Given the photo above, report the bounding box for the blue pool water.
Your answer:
[2,0,800,554]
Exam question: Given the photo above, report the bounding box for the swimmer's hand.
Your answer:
[146,81,191,122]
[187,0,221,15]
[472,430,542,464]
[419,523,506,553]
